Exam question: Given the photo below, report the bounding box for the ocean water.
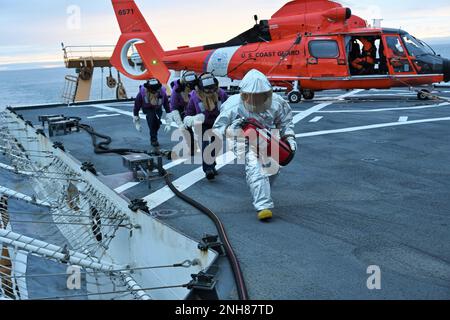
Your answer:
[0,67,142,107]
[0,44,449,107]
[432,44,450,58]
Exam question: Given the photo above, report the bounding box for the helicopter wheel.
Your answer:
[302,89,315,100]
[288,91,302,104]
[417,89,430,101]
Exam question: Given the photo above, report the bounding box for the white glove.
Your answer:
[184,114,205,128]
[285,136,297,152]
[133,116,141,132]
[194,114,205,124]
[172,110,186,129]
[164,112,173,133]
[230,118,244,130]
[226,118,245,137]
[161,109,167,124]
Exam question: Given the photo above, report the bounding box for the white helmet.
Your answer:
[239,69,273,113]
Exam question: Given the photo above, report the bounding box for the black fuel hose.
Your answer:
[78,123,153,155]
[77,122,249,300]
[159,167,249,301]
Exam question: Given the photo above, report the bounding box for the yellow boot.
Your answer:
[258,209,273,221]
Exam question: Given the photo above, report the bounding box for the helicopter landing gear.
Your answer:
[417,89,431,101]
[287,89,315,103]
[302,89,315,100]
[287,80,302,104]
[288,91,302,103]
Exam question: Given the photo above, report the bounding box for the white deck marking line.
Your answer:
[143,152,236,210]
[310,96,342,101]
[295,117,450,138]
[162,158,188,171]
[114,182,140,194]
[318,102,450,113]
[87,105,190,194]
[293,89,363,124]
[355,93,417,96]
[309,116,323,123]
[87,114,121,119]
[135,116,450,209]
[114,159,188,194]
[89,104,178,127]
[399,116,409,122]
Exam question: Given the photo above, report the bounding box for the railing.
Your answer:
[0,109,217,300]
[62,75,78,104]
[62,44,115,62]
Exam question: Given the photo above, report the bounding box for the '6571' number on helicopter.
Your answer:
[118,9,134,16]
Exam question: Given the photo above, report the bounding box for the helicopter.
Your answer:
[110,0,450,102]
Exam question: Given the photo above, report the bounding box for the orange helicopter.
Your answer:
[110,0,450,102]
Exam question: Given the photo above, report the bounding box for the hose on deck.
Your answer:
[77,122,249,300]
[159,167,249,301]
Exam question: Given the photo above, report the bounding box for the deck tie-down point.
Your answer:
[81,162,97,175]
[128,199,150,214]
[186,271,219,300]
[198,234,225,256]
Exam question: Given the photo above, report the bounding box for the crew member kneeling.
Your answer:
[213,69,297,221]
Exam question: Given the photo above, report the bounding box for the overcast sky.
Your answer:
[1,0,450,67]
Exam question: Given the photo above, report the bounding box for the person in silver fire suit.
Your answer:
[213,69,297,221]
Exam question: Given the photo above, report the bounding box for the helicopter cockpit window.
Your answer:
[402,34,443,74]
[385,36,413,73]
[402,34,435,57]
[309,40,339,58]
[386,36,406,57]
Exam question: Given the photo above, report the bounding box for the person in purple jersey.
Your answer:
[133,78,170,148]
[184,73,228,180]
[166,71,199,155]
[169,71,198,118]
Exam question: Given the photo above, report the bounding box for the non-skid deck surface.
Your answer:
[15,88,450,299]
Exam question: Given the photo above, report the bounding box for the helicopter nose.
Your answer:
[444,58,450,82]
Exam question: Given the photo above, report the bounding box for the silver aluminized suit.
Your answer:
[213,93,295,211]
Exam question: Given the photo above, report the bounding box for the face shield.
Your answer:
[241,90,273,113]
[199,75,219,95]
[182,72,198,90]
[145,79,162,94]
[196,75,220,111]
[239,69,273,113]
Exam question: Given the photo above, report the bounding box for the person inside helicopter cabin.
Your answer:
[350,37,377,75]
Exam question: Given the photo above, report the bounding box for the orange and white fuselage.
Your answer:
[110,0,449,92]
